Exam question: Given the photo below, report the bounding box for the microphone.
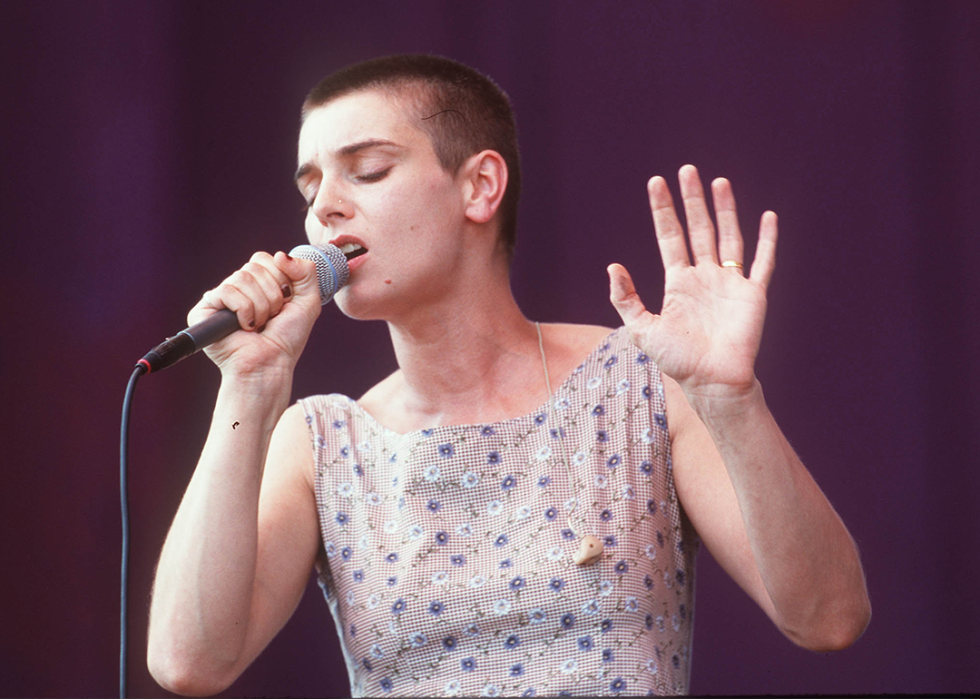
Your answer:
[137,243,350,374]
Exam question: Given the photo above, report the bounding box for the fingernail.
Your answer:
[281,284,292,299]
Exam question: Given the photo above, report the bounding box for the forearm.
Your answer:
[147,374,292,691]
[692,380,871,650]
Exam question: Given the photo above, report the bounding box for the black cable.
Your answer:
[120,364,146,699]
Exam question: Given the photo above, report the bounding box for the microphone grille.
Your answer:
[288,243,350,304]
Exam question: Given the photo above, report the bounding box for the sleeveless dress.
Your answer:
[299,327,699,697]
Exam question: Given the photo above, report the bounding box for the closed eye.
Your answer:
[356,167,392,183]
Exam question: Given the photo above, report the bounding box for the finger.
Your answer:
[749,211,778,290]
[250,251,296,305]
[607,263,649,326]
[647,176,691,271]
[275,251,321,300]
[187,289,225,327]
[241,257,291,319]
[678,164,718,265]
[248,251,292,291]
[201,278,259,330]
[711,177,744,270]
[223,268,272,330]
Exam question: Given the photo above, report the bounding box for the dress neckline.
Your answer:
[346,327,622,438]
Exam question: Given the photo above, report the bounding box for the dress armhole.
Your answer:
[297,397,319,480]
[645,357,700,550]
[297,396,331,579]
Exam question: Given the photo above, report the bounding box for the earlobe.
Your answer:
[463,150,508,224]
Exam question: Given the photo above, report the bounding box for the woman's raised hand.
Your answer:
[608,165,778,401]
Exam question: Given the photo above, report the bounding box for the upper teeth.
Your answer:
[339,243,363,253]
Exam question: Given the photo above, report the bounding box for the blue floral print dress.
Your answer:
[300,327,699,696]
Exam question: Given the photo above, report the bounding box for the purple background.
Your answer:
[3,1,979,696]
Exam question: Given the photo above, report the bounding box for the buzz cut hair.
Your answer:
[303,54,521,258]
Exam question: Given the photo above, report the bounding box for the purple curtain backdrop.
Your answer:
[3,1,979,696]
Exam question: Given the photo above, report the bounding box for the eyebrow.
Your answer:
[294,139,404,182]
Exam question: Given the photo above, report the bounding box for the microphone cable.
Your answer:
[119,364,147,699]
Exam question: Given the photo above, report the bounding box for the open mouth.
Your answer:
[339,243,368,261]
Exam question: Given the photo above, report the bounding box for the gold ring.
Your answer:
[721,260,744,270]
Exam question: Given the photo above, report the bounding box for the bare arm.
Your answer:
[147,252,325,695]
[666,375,869,650]
[608,166,870,650]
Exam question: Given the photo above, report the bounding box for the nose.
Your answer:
[311,190,353,225]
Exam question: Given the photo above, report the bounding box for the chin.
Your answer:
[334,273,445,323]
[333,286,394,322]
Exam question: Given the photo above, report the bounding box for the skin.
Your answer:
[146,89,870,696]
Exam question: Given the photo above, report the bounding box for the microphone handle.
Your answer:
[182,308,241,348]
[138,309,240,374]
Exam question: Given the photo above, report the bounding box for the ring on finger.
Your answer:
[721,260,744,273]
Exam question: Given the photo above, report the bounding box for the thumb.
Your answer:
[277,251,325,303]
[607,263,648,326]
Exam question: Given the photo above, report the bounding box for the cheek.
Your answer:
[383,190,458,250]
[304,212,324,245]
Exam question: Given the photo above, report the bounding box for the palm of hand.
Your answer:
[641,265,767,393]
[609,166,777,399]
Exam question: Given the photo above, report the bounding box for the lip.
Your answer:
[328,234,369,272]
[346,251,368,273]
[328,233,367,249]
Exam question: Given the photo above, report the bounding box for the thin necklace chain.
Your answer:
[535,322,584,539]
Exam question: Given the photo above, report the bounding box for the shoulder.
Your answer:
[533,322,617,392]
[296,392,356,417]
[293,393,361,445]
[542,322,617,364]
[263,402,322,497]
[544,322,615,351]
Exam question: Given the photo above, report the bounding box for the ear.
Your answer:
[460,150,508,225]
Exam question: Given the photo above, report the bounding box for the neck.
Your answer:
[383,276,546,426]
